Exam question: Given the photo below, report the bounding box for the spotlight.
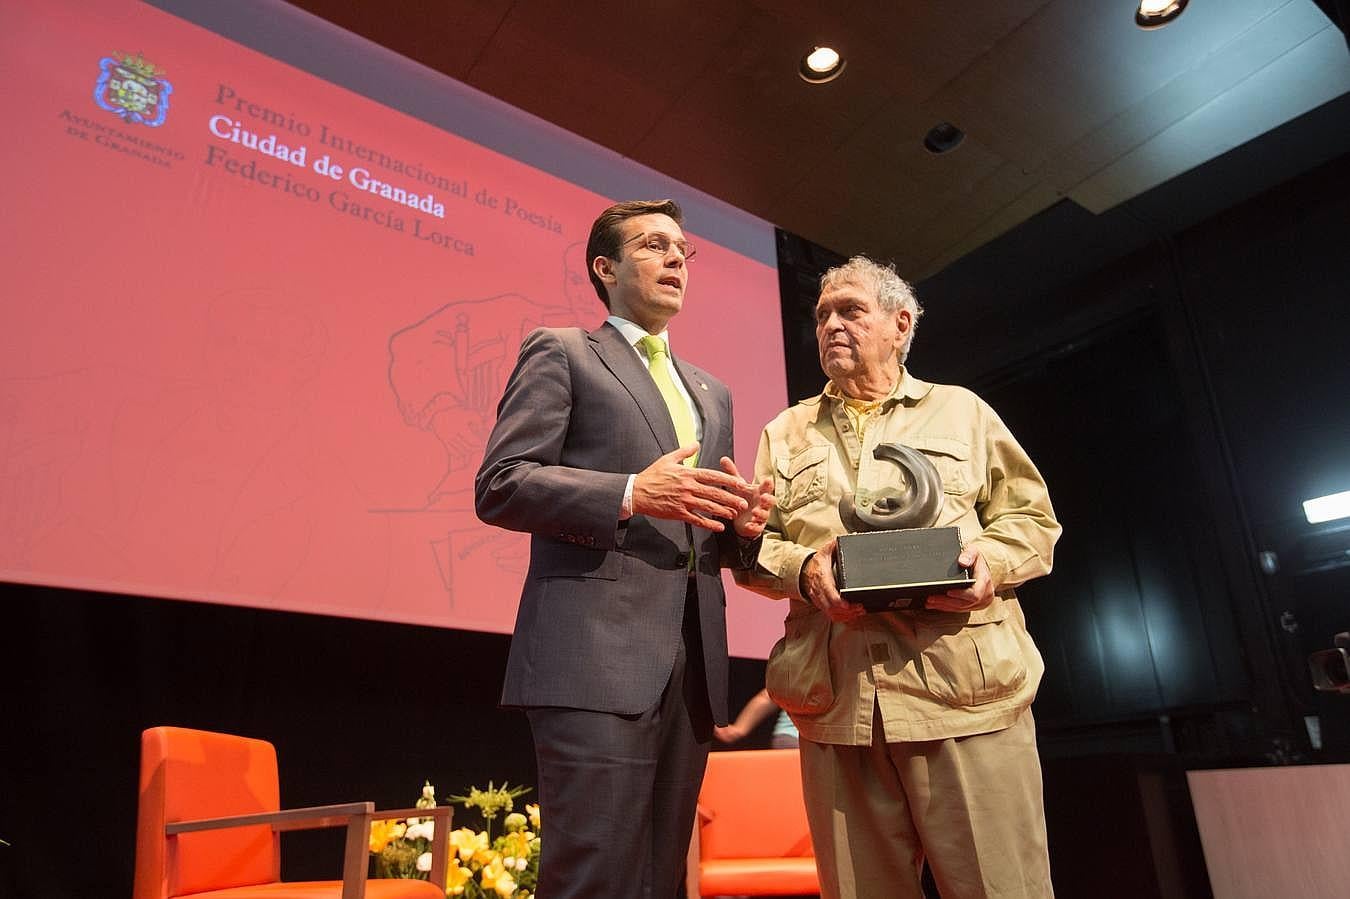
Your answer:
[922,122,965,154]
[1304,490,1350,525]
[799,46,845,84]
[1136,0,1189,29]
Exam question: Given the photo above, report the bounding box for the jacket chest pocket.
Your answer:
[775,445,829,513]
[906,435,972,496]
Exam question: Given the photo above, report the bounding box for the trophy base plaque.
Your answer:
[834,526,974,612]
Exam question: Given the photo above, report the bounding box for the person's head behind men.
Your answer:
[815,256,924,398]
[586,199,694,334]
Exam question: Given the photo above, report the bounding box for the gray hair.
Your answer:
[820,256,924,362]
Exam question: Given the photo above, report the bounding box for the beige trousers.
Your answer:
[800,706,1053,899]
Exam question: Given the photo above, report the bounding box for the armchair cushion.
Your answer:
[138,726,281,896]
[694,749,818,896]
[700,858,820,896]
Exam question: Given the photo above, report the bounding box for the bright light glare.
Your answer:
[1138,0,1174,13]
[805,47,841,73]
[1304,490,1350,524]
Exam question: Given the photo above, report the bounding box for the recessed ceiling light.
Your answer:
[1136,0,1189,29]
[923,122,965,154]
[799,46,845,84]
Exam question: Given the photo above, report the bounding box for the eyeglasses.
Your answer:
[621,231,697,262]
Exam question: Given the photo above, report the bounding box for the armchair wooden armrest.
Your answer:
[165,802,452,899]
[166,801,375,834]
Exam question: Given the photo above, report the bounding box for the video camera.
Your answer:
[1309,632,1350,693]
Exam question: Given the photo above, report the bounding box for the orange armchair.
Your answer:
[687,748,820,897]
[134,726,450,899]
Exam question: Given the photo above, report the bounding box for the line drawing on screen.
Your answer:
[380,242,601,609]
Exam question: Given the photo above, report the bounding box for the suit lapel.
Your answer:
[589,322,679,452]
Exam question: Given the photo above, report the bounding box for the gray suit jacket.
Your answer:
[475,322,750,723]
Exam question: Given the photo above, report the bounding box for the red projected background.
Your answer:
[0,0,788,658]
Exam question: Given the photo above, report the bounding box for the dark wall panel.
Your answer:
[979,313,1251,728]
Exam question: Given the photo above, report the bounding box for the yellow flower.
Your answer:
[369,819,400,853]
[479,856,518,896]
[498,830,531,861]
[504,812,528,832]
[450,827,488,863]
[526,803,541,830]
[445,862,474,895]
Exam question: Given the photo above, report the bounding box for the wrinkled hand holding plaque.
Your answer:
[834,443,974,612]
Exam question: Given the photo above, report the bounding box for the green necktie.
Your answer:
[638,335,697,466]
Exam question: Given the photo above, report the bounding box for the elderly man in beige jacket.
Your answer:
[737,256,1062,899]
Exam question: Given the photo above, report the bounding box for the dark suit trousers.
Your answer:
[526,581,713,899]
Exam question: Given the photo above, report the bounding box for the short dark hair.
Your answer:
[585,199,683,308]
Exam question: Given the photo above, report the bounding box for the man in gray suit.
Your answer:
[476,199,774,898]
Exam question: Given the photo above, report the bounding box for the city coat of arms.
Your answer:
[94,52,171,126]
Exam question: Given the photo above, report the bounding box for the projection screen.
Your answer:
[0,0,789,658]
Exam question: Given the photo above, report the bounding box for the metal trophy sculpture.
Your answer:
[833,443,975,612]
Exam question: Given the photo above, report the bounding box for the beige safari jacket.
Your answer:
[735,368,1061,744]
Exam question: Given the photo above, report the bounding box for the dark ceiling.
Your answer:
[282,0,1350,281]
